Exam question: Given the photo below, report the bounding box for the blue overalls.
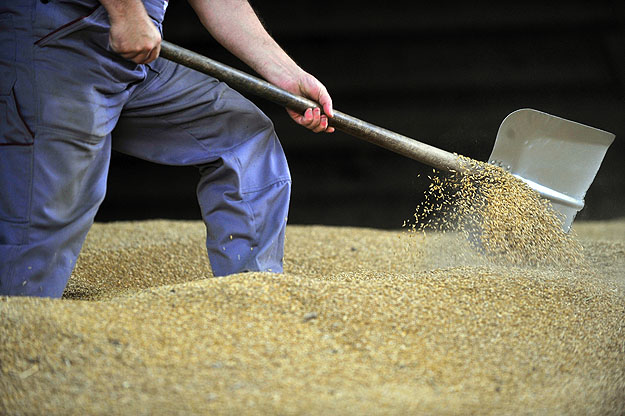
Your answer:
[0,0,291,297]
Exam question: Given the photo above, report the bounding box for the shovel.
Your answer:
[159,41,615,232]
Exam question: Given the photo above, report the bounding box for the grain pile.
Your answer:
[1,216,624,415]
[1,159,623,415]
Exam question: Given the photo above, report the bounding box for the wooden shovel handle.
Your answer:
[159,41,466,173]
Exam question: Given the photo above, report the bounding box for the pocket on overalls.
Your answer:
[0,14,34,226]
[34,5,107,47]
[0,13,34,146]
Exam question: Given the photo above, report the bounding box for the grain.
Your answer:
[1,219,624,415]
[406,159,585,268]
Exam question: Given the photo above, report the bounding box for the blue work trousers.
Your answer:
[0,0,291,297]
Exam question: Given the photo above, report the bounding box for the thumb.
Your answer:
[316,86,334,118]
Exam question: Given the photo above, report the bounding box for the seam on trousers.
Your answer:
[4,244,21,293]
[29,28,40,236]
[26,134,34,233]
[0,143,33,147]
[12,85,35,139]
[230,151,259,250]
[0,215,29,224]
[228,150,290,196]
[36,125,107,144]
[241,177,291,195]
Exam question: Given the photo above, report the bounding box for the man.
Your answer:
[0,0,334,297]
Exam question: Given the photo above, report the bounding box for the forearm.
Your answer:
[99,0,150,24]
[187,0,304,84]
[188,0,334,132]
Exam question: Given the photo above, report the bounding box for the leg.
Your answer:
[113,58,291,276]
[0,132,112,297]
[0,2,146,297]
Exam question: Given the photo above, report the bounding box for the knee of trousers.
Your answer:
[196,122,292,276]
[198,105,291,194]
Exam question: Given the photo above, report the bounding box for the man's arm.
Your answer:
[99,0,161,64]
[187,0,334,133]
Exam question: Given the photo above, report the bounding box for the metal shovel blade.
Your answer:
[488,109,615,232]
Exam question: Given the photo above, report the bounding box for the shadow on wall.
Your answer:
[96,0,625,228]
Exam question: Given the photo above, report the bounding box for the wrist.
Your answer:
[101,0,149,24]
[255,52,304,88]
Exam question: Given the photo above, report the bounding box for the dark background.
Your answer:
[95,1,625,228]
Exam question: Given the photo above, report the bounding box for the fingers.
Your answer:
[287,107,335,133]
[139,40,160,64]
[307,80,334,132]
[144,41,161,64]
[306,107,335,133]
[114,37,161,64]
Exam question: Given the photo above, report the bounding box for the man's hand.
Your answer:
[101,0,161,64]
[278,72,335,134]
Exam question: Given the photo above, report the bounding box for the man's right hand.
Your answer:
[101,0,161,64]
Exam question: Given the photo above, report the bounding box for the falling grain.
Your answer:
[406,158,585,268]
